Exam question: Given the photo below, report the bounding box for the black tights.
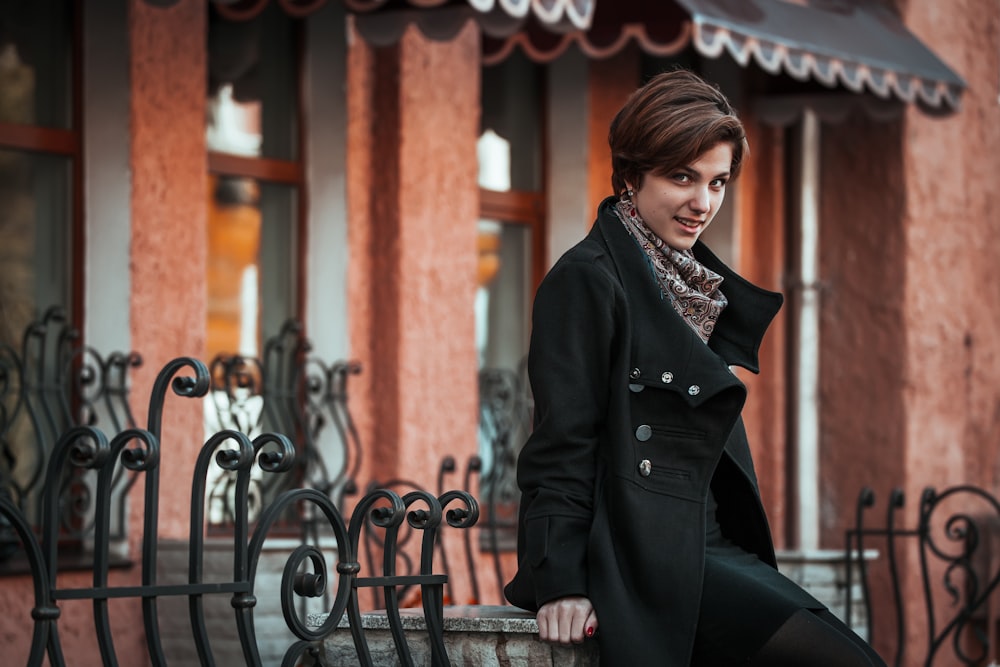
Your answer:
[748,609,887,667]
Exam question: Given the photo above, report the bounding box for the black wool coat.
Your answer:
[504,197,784,666]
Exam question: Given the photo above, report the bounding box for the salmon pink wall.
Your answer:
[348,21,483,603]
[819,114,908,545]
[128,0,208,546]
[816,0,1000,657]
[901,0,1000,498]
[895,0,1000,656]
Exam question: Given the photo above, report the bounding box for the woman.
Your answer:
[504,69,885,666]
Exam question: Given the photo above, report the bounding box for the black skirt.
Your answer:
[690,489,825,665]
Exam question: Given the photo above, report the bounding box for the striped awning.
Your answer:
[484,0,965,114]
[177,0,593,40]
[677,0,964,113]
[350,0,593,46]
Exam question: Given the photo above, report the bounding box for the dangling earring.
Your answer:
[621,186,635,202]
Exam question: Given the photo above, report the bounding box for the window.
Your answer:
[206,3,303,361]
[0,0,78,346]
[0,1,84,561]
[204,4,305,528]
[476,52,545,550]
[477,51,545,373]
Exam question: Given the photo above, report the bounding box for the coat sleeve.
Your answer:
[514,256,620,607]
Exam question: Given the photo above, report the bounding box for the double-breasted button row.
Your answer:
[628,368,701,396]
[629,369,700,397]
[631,368,676,383]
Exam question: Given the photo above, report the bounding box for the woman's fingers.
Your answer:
[537,596,598,644]
[584,608,599,639]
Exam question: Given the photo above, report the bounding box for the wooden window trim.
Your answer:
[207,16,307,322]
[479,187,547,292]
[0,1,84,331]
[208,152,302,184]
[0,122,79,156]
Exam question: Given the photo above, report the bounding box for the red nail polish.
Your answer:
[585,626,595,638]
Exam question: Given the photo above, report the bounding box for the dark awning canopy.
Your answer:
[157,0,593,39]
[483,0,965,115]
[143,0,965,115]
[675,0,964,113]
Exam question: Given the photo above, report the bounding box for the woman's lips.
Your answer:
[675,217,703,232]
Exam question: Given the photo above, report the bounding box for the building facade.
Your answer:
[1,0,998,663]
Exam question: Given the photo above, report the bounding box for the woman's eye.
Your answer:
[711,178,728,188]
[672,173,691,183]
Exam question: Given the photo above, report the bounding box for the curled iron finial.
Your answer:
[440,489,480,529]
[113,428,160,472]
[253,432,296,473]
[147,357,211,440]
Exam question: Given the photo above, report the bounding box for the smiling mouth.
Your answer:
[675,217,704,231]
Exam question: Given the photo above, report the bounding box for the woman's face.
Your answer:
[627,142,733,251]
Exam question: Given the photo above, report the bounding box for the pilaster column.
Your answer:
[129,0,208,541]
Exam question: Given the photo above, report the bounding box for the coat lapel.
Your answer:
[593,197,782,375]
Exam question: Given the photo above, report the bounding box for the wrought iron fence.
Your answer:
[845,485,1000,667]
[1,355,478,666]
[362,363,533,609]
[205,319,362,529]
[0,306,140,565]
[206,325,533,608]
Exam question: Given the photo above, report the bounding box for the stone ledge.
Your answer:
[315,605,599,666]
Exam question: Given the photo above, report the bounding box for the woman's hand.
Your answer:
[536,596,598,644]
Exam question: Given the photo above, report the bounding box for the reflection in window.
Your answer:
[0,150,71,343]
[0,0,73,128]
[207,3,298,161]
[476,55,544,555]
[206,3,300,361]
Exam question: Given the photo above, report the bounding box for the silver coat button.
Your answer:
[688,385,700,396]
[629,368,641,380]
[661,372,673,384]
[628,383,645,393]
[635,425,652,441]
[638,459,652,477]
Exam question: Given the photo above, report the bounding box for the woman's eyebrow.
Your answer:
[678,165,731,179]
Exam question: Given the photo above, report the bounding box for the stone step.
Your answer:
[318,604,599,666]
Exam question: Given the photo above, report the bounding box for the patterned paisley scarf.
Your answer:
[613,198,728,342]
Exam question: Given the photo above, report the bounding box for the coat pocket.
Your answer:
[635,427,711,500]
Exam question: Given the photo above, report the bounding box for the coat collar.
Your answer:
[592,197,782,373]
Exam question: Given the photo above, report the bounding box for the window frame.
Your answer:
[478,187,546,294]
[0,0,91,573]
[0,0,84,334]
[205,16,309,346]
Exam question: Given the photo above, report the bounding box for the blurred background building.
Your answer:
[0,0,996,663]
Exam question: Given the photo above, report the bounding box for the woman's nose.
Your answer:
[689,187,710,213]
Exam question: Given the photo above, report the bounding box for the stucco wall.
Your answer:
[819,114,908,543]
[128,0,208,541]
[901,0,1000,495]
[347,20,484,605]
[818,0,1000,660]
[897,1,1000,659]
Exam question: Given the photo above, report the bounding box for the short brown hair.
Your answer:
[609,69,747,195]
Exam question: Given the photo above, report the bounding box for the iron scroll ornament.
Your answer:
[846,485,1000,667]
[244,485,479,667]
